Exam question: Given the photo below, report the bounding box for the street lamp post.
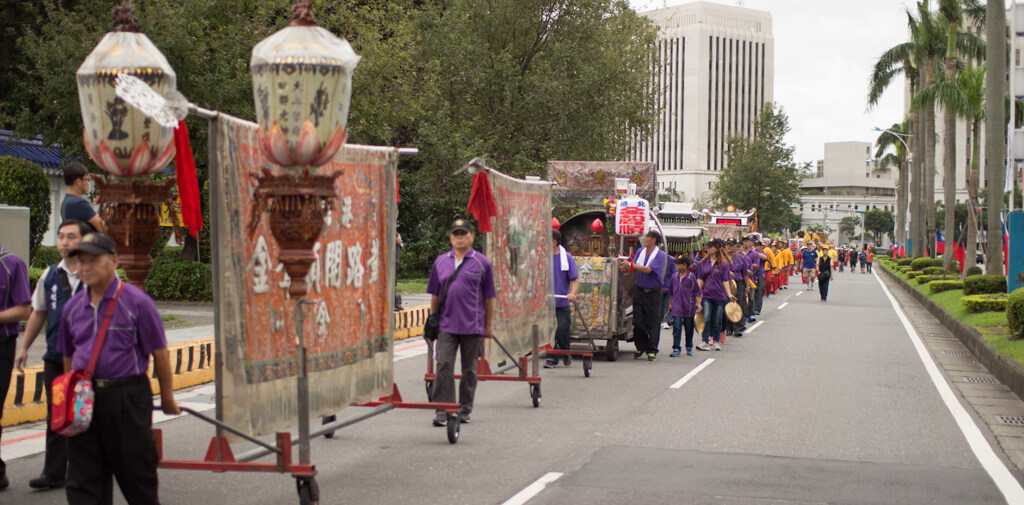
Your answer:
[874,126,911,252]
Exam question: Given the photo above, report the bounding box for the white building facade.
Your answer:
[633,1,774,203]
[797,141,897,246]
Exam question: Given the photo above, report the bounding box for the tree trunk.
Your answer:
[966,119,980,274]
[897,149,907,247]
[943,57,957,269]
[986,0,1006,275]
[916,109,927,257]
[925,90,937,259]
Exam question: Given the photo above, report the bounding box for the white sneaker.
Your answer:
[713,342,722,351]
[661,322,671,330]
[695,342,712,351]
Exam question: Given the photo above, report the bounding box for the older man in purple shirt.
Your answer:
[57,233,178,505]
[427,219,496,426]
[620,230,666,361]
[0,244,32,490]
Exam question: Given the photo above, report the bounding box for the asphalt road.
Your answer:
[6,270,1023,504]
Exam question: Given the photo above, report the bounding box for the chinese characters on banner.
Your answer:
[615,196,649,236]
[484,170,555,361]
[213,114,396,437]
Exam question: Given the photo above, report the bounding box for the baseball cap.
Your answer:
[449,218,473,234]
[69,232,118,257]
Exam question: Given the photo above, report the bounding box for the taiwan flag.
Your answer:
[953,235,966,273]
[936,231,946,255]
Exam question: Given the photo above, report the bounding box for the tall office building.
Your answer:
[633,2,774,203]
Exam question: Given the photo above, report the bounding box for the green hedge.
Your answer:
[911,258,936,271]
[964,274,1007,295]
[907,271,921,279]
[917,274,957,285]
[929,280,964,293]
[962,294,1008,313]
[923,266,944,276]
[897,266,912,273]
[897,258,914,267]
[966,265,983,277]
[144,260,213,301]
[1009,288,1024,337]
[32,246,60,268]
[28,266,43,293]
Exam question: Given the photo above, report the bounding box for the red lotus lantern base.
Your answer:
[95,177,176,288]
[251,167,341,298]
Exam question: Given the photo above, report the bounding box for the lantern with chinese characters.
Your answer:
[76,4,176,177]
[248,0,357,298]
[250,0,360,171]
[75,3,178,288]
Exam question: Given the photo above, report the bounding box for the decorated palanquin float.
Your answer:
[657,202,706,257]
[546,161,664,361]
[705,205,757,242]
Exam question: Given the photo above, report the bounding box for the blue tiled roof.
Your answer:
[0,130,66,170]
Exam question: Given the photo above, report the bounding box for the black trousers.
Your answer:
[818,276,831,300]
[632,288,661,354]
[43,359,69,479]
[0,338,14,478]
[66,375,159,505]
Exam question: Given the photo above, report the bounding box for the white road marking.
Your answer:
[777,302,789,309]
[746,321,764,333]
[874,274,1024,503]
[670,359,715,389]
[795,291,803,296]
[501,472,564,505]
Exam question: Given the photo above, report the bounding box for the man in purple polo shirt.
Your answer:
[546,229,578,368]
[620,230,666,361]
[0,244,32,490]
[427,219,495,426]
[57,233,179,505]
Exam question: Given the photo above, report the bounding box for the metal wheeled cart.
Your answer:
[542,296,596,377]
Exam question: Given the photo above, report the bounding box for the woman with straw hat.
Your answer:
[695,239,736,351]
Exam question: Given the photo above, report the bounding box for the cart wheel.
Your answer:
[425,380,433,398]
[321,414,337,439]
[297,477,319,505]
[447,413,460,444]
[583,356,592,377]
[530,384,541,408]
[605,337,618,362]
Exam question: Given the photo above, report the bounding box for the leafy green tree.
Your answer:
[839,216,859,241]
[864,208,895,244]
[0,156,51,259]
[712,103,802,235]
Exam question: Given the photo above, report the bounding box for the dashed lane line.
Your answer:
[670,358,716,389]
[501,472,564,505]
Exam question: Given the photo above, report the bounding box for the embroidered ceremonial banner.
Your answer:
[571,256,614,335]
[547,161,656,208]
[213,114,395,437]
[484,170,555,361]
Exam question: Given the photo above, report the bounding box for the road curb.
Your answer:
[3,305,430,427]
[878,265,1024,402]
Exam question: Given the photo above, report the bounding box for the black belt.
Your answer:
[638,287,660,293]
[93,375,148,389]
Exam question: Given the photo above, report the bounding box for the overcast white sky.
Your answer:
[629,0,923,165]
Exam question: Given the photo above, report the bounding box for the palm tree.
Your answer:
[869,7,924,257]
[985,0,1006,274]
[874,122,910,248]
[936,0,984,269]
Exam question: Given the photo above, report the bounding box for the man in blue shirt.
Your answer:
[60,162,106,235]
[620,230,665,361]
[801,243,818,289]
[547,229,578,368]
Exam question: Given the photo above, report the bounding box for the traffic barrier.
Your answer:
[393,305,429,340]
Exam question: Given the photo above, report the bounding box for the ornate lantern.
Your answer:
[250,0,360,172]
[75,3,178,288]
[248,0,359,298]
[77,4,176,177]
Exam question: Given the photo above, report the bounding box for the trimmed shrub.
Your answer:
[923,266,944,276]
[897,266,912,273]
[144,260,212,301]
[1009,288,1024,337]
[929,280,964,293]
[897,258,914,267]
[28,266,43,293]
[962,294,1008,313]
[917,274,956,285]
[963,274,1007,295]
[907,271,921,279]
[945,260,960,274]
[911,258,934,271]
[32,246,60,268]
[966,265,983,277]
[0,156,51,260]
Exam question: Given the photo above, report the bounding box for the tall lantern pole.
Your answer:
[76,2,179,288]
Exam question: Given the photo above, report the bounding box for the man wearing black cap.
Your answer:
[57,233,179,505]
[426,219,496,426]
